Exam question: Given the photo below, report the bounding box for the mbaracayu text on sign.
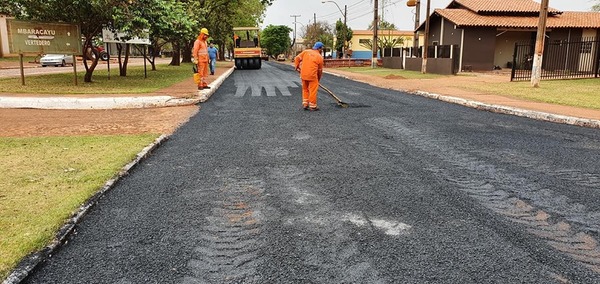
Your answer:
[6,19,82,54]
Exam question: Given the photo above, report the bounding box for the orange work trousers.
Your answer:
[197,61,209,88]
[301,79,319,108]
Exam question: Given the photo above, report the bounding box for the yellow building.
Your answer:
[346,29,418,59]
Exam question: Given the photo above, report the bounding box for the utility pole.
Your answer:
[531,0,549,87]
[290,14,301,56]
[414,1,420,56]
[343,4,347,58]
[421,0,430,73]
[372,0,379,68]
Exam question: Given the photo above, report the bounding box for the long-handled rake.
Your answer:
[319,83,349,108]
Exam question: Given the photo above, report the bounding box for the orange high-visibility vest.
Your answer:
[294,49,324,81]
[193,37,209,63]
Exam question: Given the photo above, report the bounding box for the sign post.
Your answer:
[7,20,81,85]
[102,28,151,78]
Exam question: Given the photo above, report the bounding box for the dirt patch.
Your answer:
[0,62,232,137]
[0,106,199,137]
[384,74,405,79]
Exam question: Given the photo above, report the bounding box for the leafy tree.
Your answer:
[182,0,271,64]
[215,0,268,61]
[334,19,352,58]
[2,0,116,82]
[140,0,196,70]
[359,29,405,56]
[361,19,404,56]
[301,21,333,51]
[106,0,151,76]
[0,0,18,15]
[261,25,292,57]
[367,19,396,31]
[318,32,334,58]
[0,0,270,80]
[593,0,600,11]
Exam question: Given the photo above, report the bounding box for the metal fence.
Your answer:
[380,45,460,74]
[511,38,600,81]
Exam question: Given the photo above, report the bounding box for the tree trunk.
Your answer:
[116,44,131,76]
[148,44,158,71]
[181,40,193,63]
[219,43,226,61]
[82,38,99,83]
[83,57,98,83]
[170,42,181,66]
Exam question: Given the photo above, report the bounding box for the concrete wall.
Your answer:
[404,58,421,71]
[403,57,455,75]
[427,58,455,75]
[382,57,403,69]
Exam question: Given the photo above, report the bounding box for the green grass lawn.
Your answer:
[0,135,159,280]
[0,63,197,94]
[334,66,444,79]
[464,78,600,110]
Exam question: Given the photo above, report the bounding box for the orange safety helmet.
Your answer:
[200,28,209,36]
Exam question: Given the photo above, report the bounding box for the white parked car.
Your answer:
[40,54,74,67]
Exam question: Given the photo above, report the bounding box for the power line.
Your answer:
[318,0,367,17]
[318,0,370,22]
[346,0,401,25]
[317,0,402,25]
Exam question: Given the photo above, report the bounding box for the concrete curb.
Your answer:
[324,70,600,129]
[412,91,600,129]
[197,66,234,103]
[0,96,198,109]
[0,66,235,109]
[2,135,169,284]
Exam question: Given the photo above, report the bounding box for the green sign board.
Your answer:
[7,20,82,54]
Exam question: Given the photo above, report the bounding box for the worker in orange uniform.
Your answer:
[193,28,210,90]
[294,42,324,111]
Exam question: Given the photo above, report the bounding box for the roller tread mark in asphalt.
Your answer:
[368,116,600,277]
[184,178,266,283]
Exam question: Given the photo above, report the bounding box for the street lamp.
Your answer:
[322,0,347,58]
[407,0,420,56]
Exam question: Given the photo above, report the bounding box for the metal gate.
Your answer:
[511,38,600,81]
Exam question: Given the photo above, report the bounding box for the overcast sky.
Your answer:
[261,0,596,35]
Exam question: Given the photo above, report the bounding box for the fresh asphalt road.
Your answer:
[23,61,600,283]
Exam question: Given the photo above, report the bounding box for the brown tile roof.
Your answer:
[436,9,600,29]
[452,0,562,14]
